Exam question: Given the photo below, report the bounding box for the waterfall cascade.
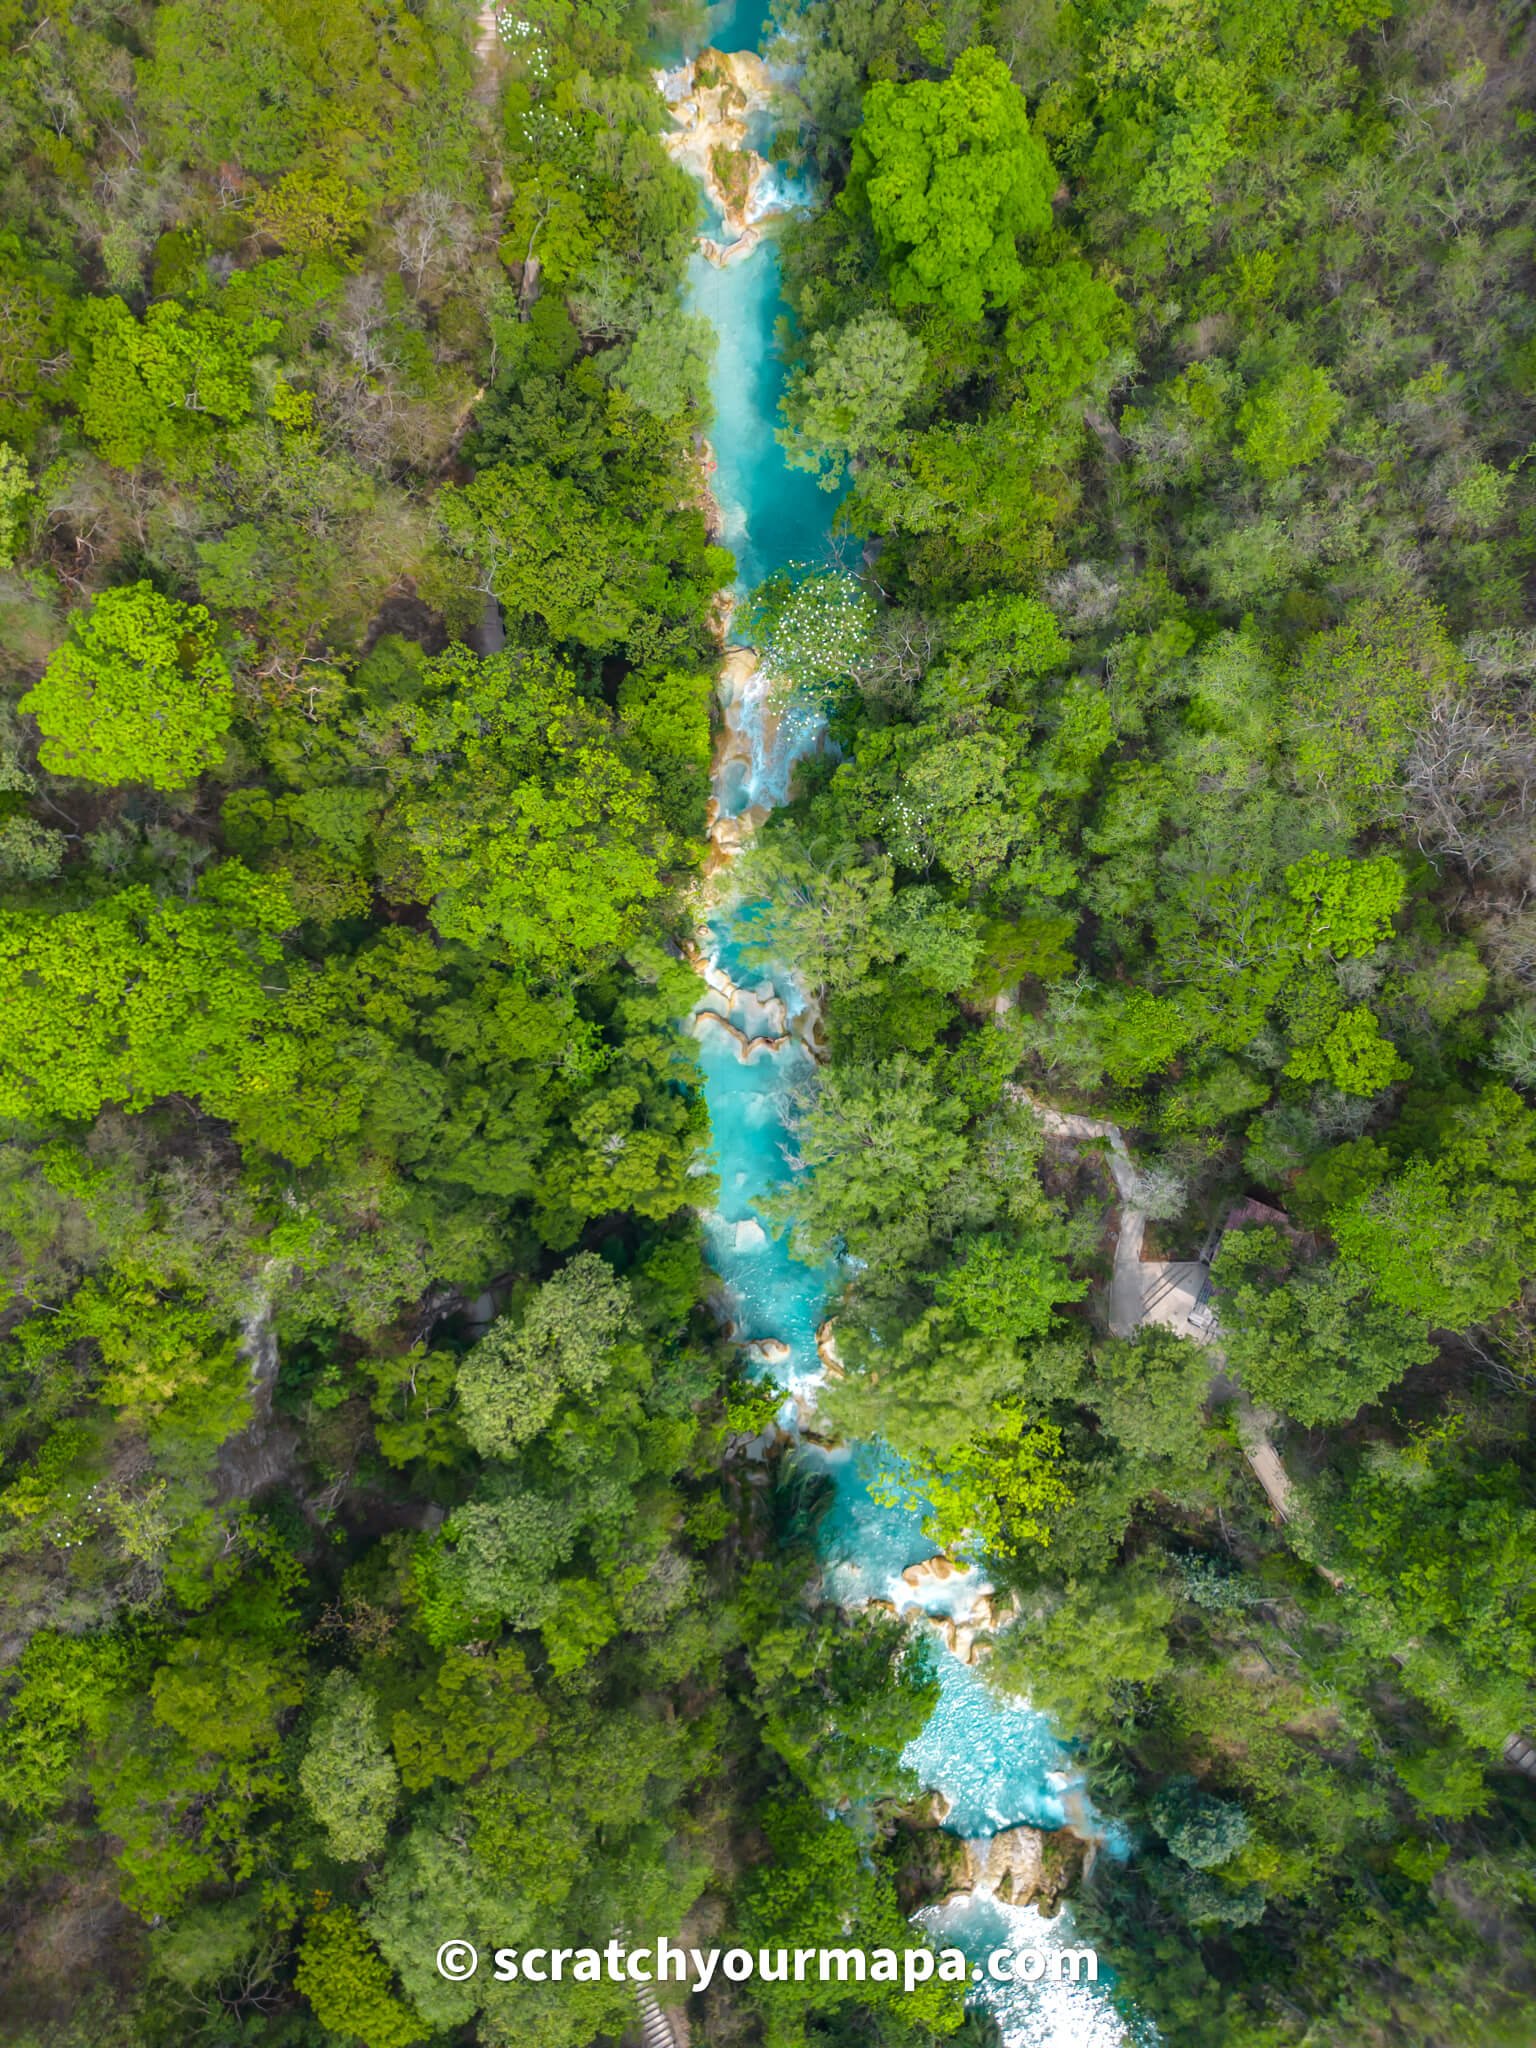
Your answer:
[659,17,1140,2042]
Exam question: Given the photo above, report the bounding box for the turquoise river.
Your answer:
[658,10,1140,2042]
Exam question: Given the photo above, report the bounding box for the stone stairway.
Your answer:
[635,1982,681,2048]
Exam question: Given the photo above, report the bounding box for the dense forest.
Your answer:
[1,2,1535,2047]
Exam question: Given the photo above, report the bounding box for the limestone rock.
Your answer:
[900,1554,956,1590]
[950,1825,1087,1911]
[906,1788,953,1830]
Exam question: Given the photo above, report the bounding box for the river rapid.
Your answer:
[656,12,1137,2042]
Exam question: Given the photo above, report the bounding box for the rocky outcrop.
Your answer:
[700,224,764,269]
[692,1008,790,1059]
[690,947,790,1031]
[901,1554,957,1587]
[815,1319,844,1378]
[948,1825,1088,1911]
[657,49,776,250]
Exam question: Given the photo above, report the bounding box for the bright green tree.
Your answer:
[1005,252,1130,409]
[388,646,676,966]
[0,439,29,565]
[613,307,715,421]
[438,461,729,657]
[391,1644,544,1790]
[296,1908,424,2048]
[988,1567,1175,1729]
[848,47,1056,325]
[880,1402,1072,1555]
[457,1254,632,1458]
[934,1233,1085,1344]
[777,1051,969,1260]
[0,863,295,1124]
[1290,598,1467,819]
[72,297,277,471]
[1234,365,1342,480]
[1214,1229,1434,1424]
[736,1797,964,2040]
[22,583,233,789]
[1328,1087,1536,1328]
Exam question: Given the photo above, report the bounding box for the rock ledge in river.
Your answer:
[949,1824,1087,1911]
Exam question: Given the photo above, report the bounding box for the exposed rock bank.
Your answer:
[657,49,777,252]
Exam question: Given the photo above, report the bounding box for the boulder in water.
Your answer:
[900,1554,955,1590]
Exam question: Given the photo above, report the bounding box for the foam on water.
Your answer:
[902,1656,1071,1835]
[918,1896,1151,2048]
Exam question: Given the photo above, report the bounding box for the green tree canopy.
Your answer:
[0,862,295,1125]
[386,645,678,967]
[437,459,730,659]
[778,310,926,485]
[71,297,277,472]
[1326,1087,1536,1329]
[296,1907,423,2048]
[457,1254,633,1459]
[989,1567,1175,1730]
[1215,1228,1435,1424]
[777,1051,969,1261]
[1004,250,1130,410]
[1234,365,1342,481]
[1151,1778,1252,1869]
[848,47,1056,325]
[22,583,234,790]
[1289,597,1467,820]
[300,1673,401,1863]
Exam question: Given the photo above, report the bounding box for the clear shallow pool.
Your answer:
[688,236,838,601]
[651,0,779,66]
[670,35,1139,2045]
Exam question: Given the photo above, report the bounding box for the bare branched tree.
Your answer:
[1403,691,1536,876]
[850,609,941,710]
[332,274,401,378]
[392,188,474,294]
